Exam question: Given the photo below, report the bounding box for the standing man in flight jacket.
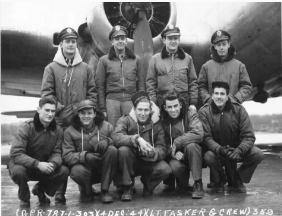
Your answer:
[146,25,198,109]
[96,25,145,127]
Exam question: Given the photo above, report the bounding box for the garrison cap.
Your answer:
[58,27,78,42]
[211,30,231,44]
[161,24,181,38]
[109,25,128,40]
[212,81,230,92]
[131,91,150,107]
[77,100,96,112]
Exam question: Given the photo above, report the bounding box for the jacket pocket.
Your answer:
[109,73,120,82]
[179,71,188,82]
[125,72,138,93]
[157,75,169,91]
[177,67,188,91]
[126,73,138,82]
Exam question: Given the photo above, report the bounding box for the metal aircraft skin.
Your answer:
[1,2,282,114]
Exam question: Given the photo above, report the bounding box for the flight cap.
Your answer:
[109,25,128,40]
[211,30,231,44]
[58,27,78,42]
[131,91,150,108]
[77,100,96,112]
[161,24,181,38]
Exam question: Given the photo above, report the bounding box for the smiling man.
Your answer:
[9,98,69,207]
[113,91,171,201]
[160,89,204,198]
[41,27,97,201]
[63,100,117,204]
[146,25,198,110]
[41,27,97,131]
[198,30,253,189]
[96,25,145,127]
[198,82,264,193]
[198,30,252,105]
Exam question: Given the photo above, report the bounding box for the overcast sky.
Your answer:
[1,95,282,124]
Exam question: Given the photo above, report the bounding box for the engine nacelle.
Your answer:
[84,2,177,56]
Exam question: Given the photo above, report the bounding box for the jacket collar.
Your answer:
[33,112,56,132]
[210,43,236,63]
[211,98,232,114]
[161,46,186,60]
[108,46,136,60]
[71,110,105,131]
[128,101,160,124]
[53,47,82,67]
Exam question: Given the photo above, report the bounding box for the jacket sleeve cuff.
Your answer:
[130,136,138,148]
[34,160,40,170]
[50,162,57,170]
[215,146,221,155]
[234,94,243,103]
[79,151,88,164]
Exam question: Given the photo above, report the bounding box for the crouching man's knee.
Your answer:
[203,151,218,166]
[9,165,28,183]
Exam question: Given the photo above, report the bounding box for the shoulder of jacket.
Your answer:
[18,119,34,133]
[205,59,216,65]
[99,55,109,61]
[117,115,131,124]
[64,125,76,134]
[188,108,198,117]
[198,103,210,113]
[152,53,161,59]
[101,120,112,128]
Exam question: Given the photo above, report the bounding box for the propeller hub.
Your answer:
[121,2,152,24]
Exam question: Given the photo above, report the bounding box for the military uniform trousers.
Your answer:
[169,143,202,188]
[117,146,171,192]
[106,99,133,127]
[9,164,69,202]
[70,146,117,195]
[203,146,264,184]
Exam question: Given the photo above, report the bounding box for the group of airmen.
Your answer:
[9,24,265,208]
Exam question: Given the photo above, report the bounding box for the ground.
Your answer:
[1,146,282,216]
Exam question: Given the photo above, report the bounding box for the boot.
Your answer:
[79,185,93,202]
[32,183,50,205]
[79,193,93,202]
[92,188,101,196]
[101,190,113,204]
[192,181,204,199]
[141,176,153,197]
[142,188,153,197]
[216,170,226,193]
[121,184,133,201]
[234,173,246,193]
[19,200,30,208]
[55,193,66,203]
[207,182,217,188]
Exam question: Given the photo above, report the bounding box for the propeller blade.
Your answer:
[133,10,154,83]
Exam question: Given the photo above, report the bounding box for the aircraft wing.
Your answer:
[1,110,36,118]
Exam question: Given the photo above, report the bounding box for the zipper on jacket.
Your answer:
[171,54,175,84]
[121,58,124,98]
[220,112,225,146]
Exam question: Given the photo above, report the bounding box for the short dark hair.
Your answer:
[163,89,181,104]
[212,81,230,95]
[135,97,151,109]
[39,97,56,108]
